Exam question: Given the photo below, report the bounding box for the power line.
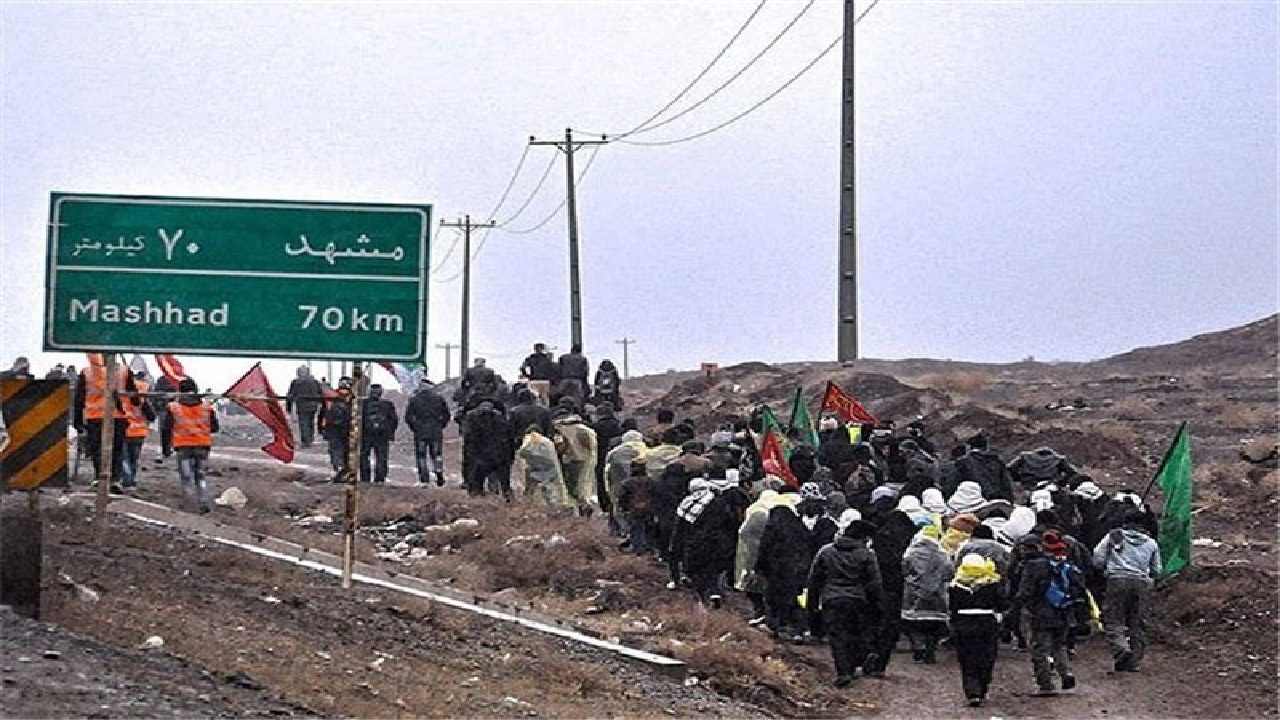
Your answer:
[496,152,559,227]
[430,228,464,274]
[623,0,816,138]
[619,0,883,148]
[501,146,602,235]
[431,145,529,277]
[584,0,768,141]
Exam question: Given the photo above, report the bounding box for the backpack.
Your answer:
[1045,558,1083,609]
[365,402,391,436]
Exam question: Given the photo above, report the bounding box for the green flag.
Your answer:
[1154,422,1193,577]
[788,387,820,448]
[760,405,792,458]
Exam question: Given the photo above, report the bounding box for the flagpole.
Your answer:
[341,362,366,590]
[1139,420,1188,503]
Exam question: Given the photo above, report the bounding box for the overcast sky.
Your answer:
[2,0,1275,391]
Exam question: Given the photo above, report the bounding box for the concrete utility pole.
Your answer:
[440,215,496,371]
[529,128,608,351]
[614,337,636,379]
[435,342,457,380]
[837,0,859,363]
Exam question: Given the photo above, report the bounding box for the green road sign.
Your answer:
[44,193,430,360]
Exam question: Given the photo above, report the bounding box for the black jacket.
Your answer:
[361,398,399,443]
[593,368,622,407]
[405,386,450,438]
[520,353,558,382]
[948,580,1008,628]
[807,535,883,607]
[1016,555,1084,630]
[955,449,1015,501]
[817,430,858,481]
[871,510,917,607]
[672,493,738,577]
[286,376,323,413]
[322,396,351,440]
[463,404,513,464]
[558,352,590,383]
[757,506,814,595]
[509,401,552,441]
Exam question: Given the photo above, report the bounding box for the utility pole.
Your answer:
[614,337,636,379]
[529,128,608,351]
[837,0,859,363]
[440,215,496,370]
[435,342,457,380]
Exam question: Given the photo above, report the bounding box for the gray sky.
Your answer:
[2,0,1276,391]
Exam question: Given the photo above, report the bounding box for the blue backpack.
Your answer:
[1045,558,1083,609]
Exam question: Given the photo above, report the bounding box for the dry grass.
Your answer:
[1087,422,1140,446]
[1110,395,1157,420]
[913,371,992,393]
[1217,403,1276,430]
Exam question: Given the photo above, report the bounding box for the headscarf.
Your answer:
[896,495,922,513]
[618,429,644,445]
[1073,480,1104,501]
[836,508,862,532]
[948,512,980,533]
[871,485,899,504]
[947,481,986,514]
[676,479,717,524]
[1041,530,1068,558]
[1029,488,1055,511]
[921,488,947,514]
[1001,506,1036,542]
[917,524,941,541]
[952,553,1001,587]
[800,482,826,502]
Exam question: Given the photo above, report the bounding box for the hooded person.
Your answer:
[1000,505,1045,649]
[807,519,883,687]
[162,378,219,513]
[615,458,655,554]
[894,494,932,528]
[948,554,1008,707]
[817,418,858,484]
[592,359,623,410]
[1017,530,1085,695]
[553,413,599,515]
[844,442,884,509]
[958,524,1013,581]
[920,487,948,517]
[954,434,1016,501]
[941,512,981,557]
[605,430,648,522]
[517,426,572,509]
[863,484,899,526]
[862,507,918,677]
[670,476,740,607]
[735,489,789,622]
[1008,447,1077,493]
[1092,510,1161,672]
[948,481,988,515]
[899,439,941,499]
[900,525,953,664]
[798,482,840,639]
[462,398,511,498]
[756,492,812,641]
[590,403,626,521]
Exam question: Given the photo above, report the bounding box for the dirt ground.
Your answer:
[4,315,1277,718]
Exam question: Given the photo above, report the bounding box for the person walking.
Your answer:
[285,365,323,448]
[405,379,451,486]
[162,378,219,513]
[553,411,598,514]
[806,519,883,687]
[359,384,398,484]
[901,524,952,664]
[321,379,353,479]
[557,344,590,409]
[150,372,178,457]
[73,361,139,491]
[120,370,155,489]
[862,508,917,677]
[462,399,514,499]
[1017,530,1084,695]
[517,425,571,509]
[1092,509,1161,672]
[592,359,623,410]
[949,553,1009,707]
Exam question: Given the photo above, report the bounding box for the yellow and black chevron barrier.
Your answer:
[0,379,70,491]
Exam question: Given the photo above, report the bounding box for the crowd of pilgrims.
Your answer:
[449,385,1164,707]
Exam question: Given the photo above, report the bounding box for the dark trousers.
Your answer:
[824,597,870,677]
[83,419,126,484]
[157,411,173,456]
[1031,626,1074,689]
[766,584,802,635]
[865,597,901,673]
[466,459,511,499]
[413,434,444,481]
[953,615,1000,700]
[360,440,389,483]
[1103,576,1152,667]
[296,407,318,447]
[120,439,144,487]
[905,619,947,660]
[327,434,349,473]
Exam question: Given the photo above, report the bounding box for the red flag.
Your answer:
[821,381,879,426]
[155,354,187,383]
[225,362,294,463]
[760,430,797,487]
[85,353,105,367]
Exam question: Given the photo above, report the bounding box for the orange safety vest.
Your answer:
[169,401,213,448]
[83,365,130,420]
[125,379,150,440]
